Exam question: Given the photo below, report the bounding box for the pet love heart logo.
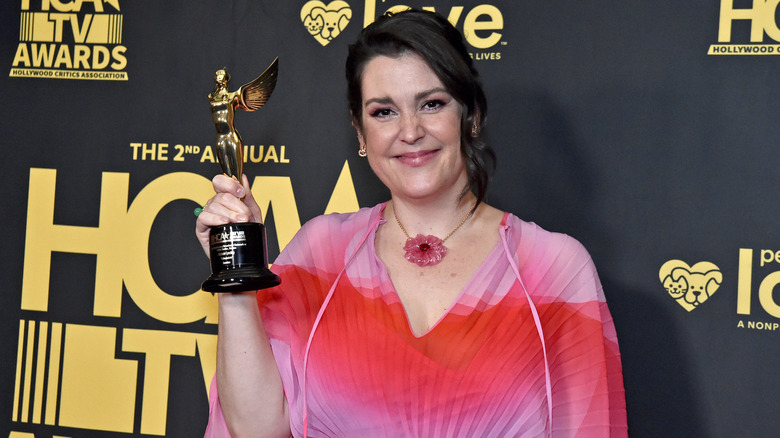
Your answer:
[300,1,352,46]
[659,260,722,312]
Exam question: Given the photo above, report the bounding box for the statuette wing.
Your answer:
[238,57,279,112]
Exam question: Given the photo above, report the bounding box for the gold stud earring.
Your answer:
[471,124,479,138]
[358,143,367,157]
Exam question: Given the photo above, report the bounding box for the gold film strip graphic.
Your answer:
[18,12,123,44]
[12,318,218,434]
[18,12,33,41]
[12,321,139,433]
[12,320,63,426]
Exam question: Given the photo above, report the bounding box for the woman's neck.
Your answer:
[387,192,477,238]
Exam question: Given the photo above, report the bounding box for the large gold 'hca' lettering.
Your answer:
[21,163,359,323]
[719,0,780,42]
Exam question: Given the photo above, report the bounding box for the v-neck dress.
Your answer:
[204,203,627,437]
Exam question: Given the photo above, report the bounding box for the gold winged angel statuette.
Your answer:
[208,57,279,179]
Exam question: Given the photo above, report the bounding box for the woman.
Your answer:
[197,9,627,438]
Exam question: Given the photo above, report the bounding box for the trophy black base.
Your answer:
[201,222,281,293]
[202,265,281,293]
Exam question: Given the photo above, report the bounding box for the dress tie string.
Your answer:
[300,213,383,438]
[499,215,553,437]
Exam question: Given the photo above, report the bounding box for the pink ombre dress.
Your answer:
[205,203,627,437]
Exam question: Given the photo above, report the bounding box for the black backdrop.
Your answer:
[3,1,780,437]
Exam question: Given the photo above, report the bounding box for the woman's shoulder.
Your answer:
[299,203,384,236]
[275,203,384,264]
[501,213,603,302]
[501,212,592,263]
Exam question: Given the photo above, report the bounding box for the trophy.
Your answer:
[201,57,282,293]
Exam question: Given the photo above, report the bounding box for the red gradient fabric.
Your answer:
[205,204,627,437]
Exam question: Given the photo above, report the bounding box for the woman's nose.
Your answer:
[399,114,424,144]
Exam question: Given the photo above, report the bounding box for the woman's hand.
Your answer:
[195,174,263,256]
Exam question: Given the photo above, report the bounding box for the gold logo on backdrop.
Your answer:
[659,260,723,311]
[9,0,128,80]
[709,0,780,55]
[300,0,352,46]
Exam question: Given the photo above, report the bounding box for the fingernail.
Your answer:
[237,215,248,222]
[236,188,245,197]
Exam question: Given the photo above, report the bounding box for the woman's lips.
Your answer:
[395,149,439,167]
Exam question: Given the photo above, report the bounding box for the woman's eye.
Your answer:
[369,108,393,118]
[422,99,445,110]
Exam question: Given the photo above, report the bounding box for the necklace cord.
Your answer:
[393,200,477,243]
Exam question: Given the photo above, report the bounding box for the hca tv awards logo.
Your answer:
[9,0,128,80]
[660,249,780,331]
[299,1,506,60]
[709,0,780,55]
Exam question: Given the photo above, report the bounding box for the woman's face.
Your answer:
[357,53,467,203]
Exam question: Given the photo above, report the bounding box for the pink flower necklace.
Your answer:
[393,201,476,267]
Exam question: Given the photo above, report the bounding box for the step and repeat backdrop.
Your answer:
[2,1,780,437]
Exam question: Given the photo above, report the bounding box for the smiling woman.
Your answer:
[199,9,628,438]
[357,53,467,207]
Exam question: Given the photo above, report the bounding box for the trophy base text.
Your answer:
[202,222,281,293]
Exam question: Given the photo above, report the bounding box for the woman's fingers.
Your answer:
[196,174,265,256]
[213,174,246,198]
[207,193,252,222]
